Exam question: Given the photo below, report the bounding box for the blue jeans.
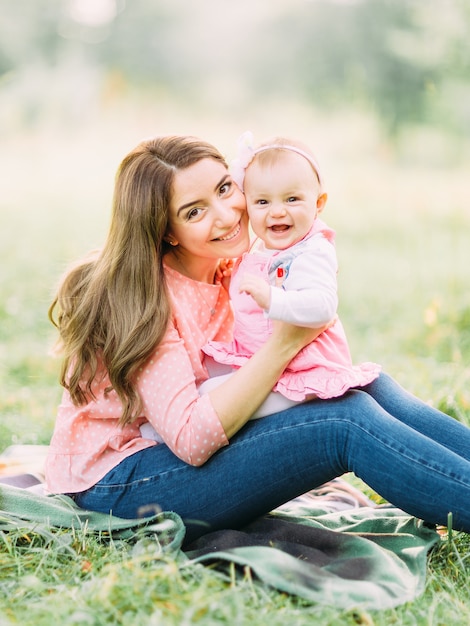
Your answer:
[75,373,470,544]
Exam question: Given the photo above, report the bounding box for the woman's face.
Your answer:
[167,158,249,268]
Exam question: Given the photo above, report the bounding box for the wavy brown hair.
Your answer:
[49,135,227,426]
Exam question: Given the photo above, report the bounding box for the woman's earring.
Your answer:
[165,237,178,246]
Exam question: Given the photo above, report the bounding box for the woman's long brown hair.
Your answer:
[49,136,227,426]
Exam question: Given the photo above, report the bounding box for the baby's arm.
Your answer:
[238,273,272,310]
[269,238,338,327]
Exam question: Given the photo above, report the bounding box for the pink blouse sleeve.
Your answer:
[135,322,229,466]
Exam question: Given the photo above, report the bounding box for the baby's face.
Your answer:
[244,151,322,250]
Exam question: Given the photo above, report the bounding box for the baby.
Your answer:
[201,132,380,417]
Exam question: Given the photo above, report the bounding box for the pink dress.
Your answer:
[203,221,380,401]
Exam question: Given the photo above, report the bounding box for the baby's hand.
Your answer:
[239,273,271,310]
[215,258,234,291]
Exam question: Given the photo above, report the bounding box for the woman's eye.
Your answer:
[186,207,202,220]
[219,181,232,195]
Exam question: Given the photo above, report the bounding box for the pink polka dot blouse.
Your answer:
[45,264,234,494]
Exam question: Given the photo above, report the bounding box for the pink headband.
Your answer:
[230,131,323,192]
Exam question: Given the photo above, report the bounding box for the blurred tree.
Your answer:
[0,0,63,71]
[244,0,440,136]
[73,1,177,85]
[0,0,469,138]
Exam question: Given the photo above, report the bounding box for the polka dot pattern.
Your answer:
[45,265,234,494]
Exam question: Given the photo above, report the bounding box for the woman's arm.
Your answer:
[208,320,325,438]
[138,317,327,464]
[198,373,300,419]
[137,325,230,466]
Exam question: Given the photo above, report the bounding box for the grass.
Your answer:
[1,98,470,624]
[0,526,469,625]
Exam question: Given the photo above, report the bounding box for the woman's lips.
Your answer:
[214,222,241,241]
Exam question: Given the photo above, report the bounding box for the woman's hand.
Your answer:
[209,316,336,440]
[270,317,335,357]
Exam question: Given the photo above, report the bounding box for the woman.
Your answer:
[45,135,470,544]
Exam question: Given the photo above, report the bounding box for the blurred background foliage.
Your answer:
[1,0,470,142]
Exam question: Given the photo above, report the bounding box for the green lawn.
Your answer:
[1,103,469,624]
